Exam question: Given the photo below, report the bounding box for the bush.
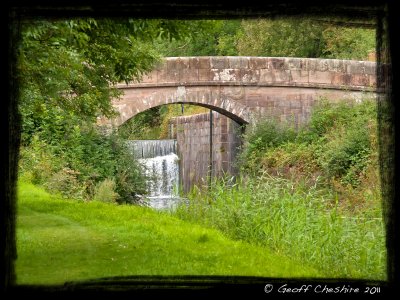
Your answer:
[19,125,148,203]
[19,135,65,185]
[239,119,296,172]
[314,99,376,187]
[240,98,377,187]
[93,178,119,203]
[44,167,85,199]
[317,126,371,185]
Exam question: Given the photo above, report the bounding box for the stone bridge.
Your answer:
[98,56,377,127]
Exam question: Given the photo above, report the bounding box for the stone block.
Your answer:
[331,59,347,73]
[316,59,330,72]
[140,72,157,83]
[211,68,237,81]
[305,58,318,71]
[284,58,303,70]
[350,74,369,86]
[289,99,302,109]
[309,70,332,85]
[189,57,201,69]
[260,69,291,84]
[249,57,268,69]
[369,74,377,87]
[198,57,211,69]
[211,57,229,69]
[267,58,285,70]
[347,61,365,74]
[157,69,170,83]
[229,56,249,69]
[221,86,245,101]
[180,68,198,82]
[199,69,213,81]
[290,70,309,84]
[175,57,190,70]
[240,69,260,83]
[167,69,180,82]
[364,62,377,75]
[330,72,347,86]
[166,58,178,71]
[220,134,228,142]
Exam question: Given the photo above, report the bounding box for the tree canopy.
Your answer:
[17,18,196,202]
[154,18,376,60]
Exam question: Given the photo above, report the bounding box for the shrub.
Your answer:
[239,119,296,172]
[44,167,85,199]
[314,99,376,187]
[19,122,149,203]
[18,135,65,185]
[298,98,354,142]
[93,178,119,203]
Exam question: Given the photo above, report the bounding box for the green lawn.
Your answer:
[16,182,320,285]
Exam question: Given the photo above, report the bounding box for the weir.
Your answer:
[127,140,180,210]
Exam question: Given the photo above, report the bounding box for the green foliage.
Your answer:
[239,119,297,173]
[44,168,85,199]
[236,18,325,58]
[117,107,164,140]
[322,26,376,60]
[241,98,378,189]
[152,18,375,60]
[18,18,197,203]
[175,174,386,279]
[19,135,65,185]
[18,18,194,142]
[235,18,375,60]
[317,126,371,186]
[309,98,377,187]
[93,178,119,203]
[153,20,241,56]
[18,127,148,203]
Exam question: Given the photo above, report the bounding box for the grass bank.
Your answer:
[16,181,320,285]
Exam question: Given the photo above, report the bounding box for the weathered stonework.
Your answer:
[170,111,242,193]
[98,56,378,128]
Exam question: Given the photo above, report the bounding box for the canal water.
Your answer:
[127,140,181,210]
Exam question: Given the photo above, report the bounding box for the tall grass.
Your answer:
[175,173,386,280]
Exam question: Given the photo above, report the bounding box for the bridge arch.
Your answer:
[97,56,377,129]
[109,85,253,126]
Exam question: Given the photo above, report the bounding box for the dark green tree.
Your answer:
[17,18,194,202]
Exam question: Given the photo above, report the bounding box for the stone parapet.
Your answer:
[118,56,377,91]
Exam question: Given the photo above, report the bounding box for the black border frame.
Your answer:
[2,0,398,296]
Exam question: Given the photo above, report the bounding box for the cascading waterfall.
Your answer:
[127,140,180,210]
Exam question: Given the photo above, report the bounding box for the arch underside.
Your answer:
[132,102,248,125]
[111,86,253,126]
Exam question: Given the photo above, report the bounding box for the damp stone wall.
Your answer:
[170,111,242,193]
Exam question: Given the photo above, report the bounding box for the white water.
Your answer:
[127,139,177,159]
[127,140,180,210]
[139,153,179,198]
